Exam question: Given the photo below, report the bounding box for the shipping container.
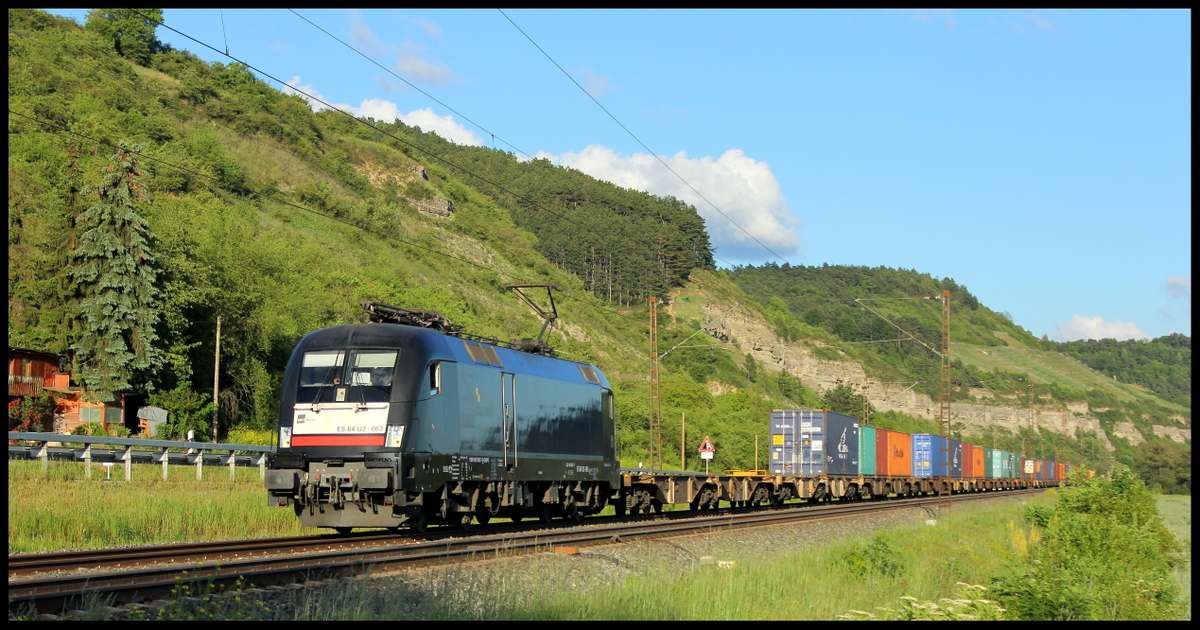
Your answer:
[912,434,962,478]
[912,434,940,478]
[1056,462,1065,481]
[876,428,913,477]
[947,438,964,478]
[769,409,859,476]
[960,443,982,479]
[859,425,876,476]
[970,444,985,479]
[985,448,1002,479]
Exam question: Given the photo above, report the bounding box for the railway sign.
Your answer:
[698,436,715,452]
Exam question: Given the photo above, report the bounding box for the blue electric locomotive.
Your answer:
[265,303,619,532]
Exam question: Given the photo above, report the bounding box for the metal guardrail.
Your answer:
[8,431,277,482]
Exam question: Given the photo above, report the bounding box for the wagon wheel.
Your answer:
[409,510,428,534]
[334,527,353,535]
[564,503,584,522]
[539,502,555,524]
[475,512,491,526]
[651,499,663,514]
[458,514,472,530]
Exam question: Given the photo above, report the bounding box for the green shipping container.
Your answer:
[1000,450,1011,478]
[985,448,997,479]
[859,425,877,476]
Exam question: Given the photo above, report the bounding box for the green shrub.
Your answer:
[991,467,1187,620]
[72,421,106,436]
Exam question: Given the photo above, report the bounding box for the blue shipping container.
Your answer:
[912,434,963,478]
[911,434,942,478]
[769,409,859,476]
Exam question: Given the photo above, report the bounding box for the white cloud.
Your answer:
[349,11,457,86]
[283,77,483,147]
[905,9,957,30]
[538,145,802,259]
[1166,276,1191,300]
[396,42,457,86]
[579,68,612,99]
[1053,314,1150,342]
[408,17,442,40]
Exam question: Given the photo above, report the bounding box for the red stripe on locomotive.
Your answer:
[291,435,386,446]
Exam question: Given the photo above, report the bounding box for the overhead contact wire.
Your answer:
[498,9,791,265]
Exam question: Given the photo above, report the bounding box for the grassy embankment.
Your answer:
[1156,495,1192,619]
[13,465,1187,620]
[7,460,307,554]
[11,461,1052,619]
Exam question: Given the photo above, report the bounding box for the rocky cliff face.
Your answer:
[701,304,1189,450]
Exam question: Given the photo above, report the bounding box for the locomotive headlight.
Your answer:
[386,425,404,448]
[279,427,292,449]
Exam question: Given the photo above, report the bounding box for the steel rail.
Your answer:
[9,488,1043,616]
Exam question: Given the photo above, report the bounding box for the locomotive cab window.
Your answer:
[300,350,345,388]
[349,351,398,402]
[297,349,397,403]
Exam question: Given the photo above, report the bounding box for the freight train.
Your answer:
[265,303,1078,533]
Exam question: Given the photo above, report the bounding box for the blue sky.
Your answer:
[45,9,1191,342]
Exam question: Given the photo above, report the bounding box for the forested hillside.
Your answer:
[6,10,1188,491]
[726,263,1039,402]
[1049,334,1190,406]
[8,8,674,430]
[371,120,715,305]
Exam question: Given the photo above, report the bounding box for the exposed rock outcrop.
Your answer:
[700,303,1187,451]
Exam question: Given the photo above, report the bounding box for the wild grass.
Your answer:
[266,496,1050,620]
[1156,494,1192,620]
[7,460,307,554]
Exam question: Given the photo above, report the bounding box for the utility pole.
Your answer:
[211,315,221,442]
[938,290,952,513]
[649,297,662,473]
[680,411,685,471]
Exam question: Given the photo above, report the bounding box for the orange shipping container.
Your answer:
[875,429,913,477]
[1055,462,1065,481]
[970,444,985,479]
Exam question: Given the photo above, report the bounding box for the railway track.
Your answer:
[9,488,1044,616]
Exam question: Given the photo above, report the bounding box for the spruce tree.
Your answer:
[70,142,163,401]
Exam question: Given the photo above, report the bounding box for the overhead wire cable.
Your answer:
[139,11,726,308]
[498,8,791,265]
[140,10,712,290]
[286,8,538,162]
[8,110,528,285]
[284,9,736,271]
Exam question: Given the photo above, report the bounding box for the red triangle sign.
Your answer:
[699,436,715,452]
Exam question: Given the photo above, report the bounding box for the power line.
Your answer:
[287,9,745,271]
[12,15,688,334]
[8,110,525,284]
[138,10,720,297]
[498,8,792,266]
[286,9,537,162]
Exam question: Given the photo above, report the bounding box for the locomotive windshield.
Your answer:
[297,349,398,403]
